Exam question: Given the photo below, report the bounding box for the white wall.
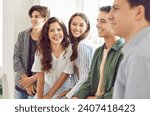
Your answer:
[99,0,113,7]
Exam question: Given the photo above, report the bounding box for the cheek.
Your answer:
[48,33,52,39]
[61,33,64,39]
[81,27,87,33]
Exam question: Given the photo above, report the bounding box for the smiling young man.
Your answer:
[109,0,150,98]
[72,6,124,99]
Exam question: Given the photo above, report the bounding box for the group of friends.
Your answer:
[13,0,150,99]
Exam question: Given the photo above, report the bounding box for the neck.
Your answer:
[51,44,64,58]
[51,43,63,52]
[104,36,118,49]
[125,22,150,42]
[31,28,41,41]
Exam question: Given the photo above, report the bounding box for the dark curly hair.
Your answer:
[68,13,90,61]
[28,5,50,19]
[37,17,69,72]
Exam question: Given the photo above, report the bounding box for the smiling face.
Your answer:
[108,0,137,40]
[70,16,87,38]
[48,22,64,45]
[31,11,46,30]
[96,11,114,38]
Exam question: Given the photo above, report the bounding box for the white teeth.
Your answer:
[53,36,61,40]
[54,37,60,40]
[74,31,80,34]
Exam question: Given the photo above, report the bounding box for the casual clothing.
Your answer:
[95,48,109,96]
[66,37,96,98]
[113,26,150,99]
[27,36,37,76]
[74,39,124,99]
[14,89,34,99]
[13,28,37,99]
[32,44,74,99]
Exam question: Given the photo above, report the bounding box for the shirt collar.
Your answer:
[112,38,125,50]
[102,38,124,51]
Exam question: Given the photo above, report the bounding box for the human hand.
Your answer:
[86,96,97,99]
[19,77,33,88]
[26,84,36,96]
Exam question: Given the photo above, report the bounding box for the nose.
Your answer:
[31,16,36,22]
[96,21,101,29]
[96,23,100,29]
[54,30,59,34]
[108,11,113,21]
[75,25,80,30]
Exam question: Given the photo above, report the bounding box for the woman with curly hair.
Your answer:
[32,17,74,99]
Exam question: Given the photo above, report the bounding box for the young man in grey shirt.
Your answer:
[109,0,150,98]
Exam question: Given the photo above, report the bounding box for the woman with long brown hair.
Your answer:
[58,13,95,98]
[32,17,74,99]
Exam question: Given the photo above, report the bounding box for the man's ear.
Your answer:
[135,5,145,21]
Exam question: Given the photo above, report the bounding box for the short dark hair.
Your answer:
[28,5,50,18]
[127,0,150,22]
[99,6,111,13]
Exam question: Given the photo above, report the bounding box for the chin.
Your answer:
[99,34,103,37]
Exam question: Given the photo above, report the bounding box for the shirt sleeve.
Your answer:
[66,43,94,98]
[13,32,26,76]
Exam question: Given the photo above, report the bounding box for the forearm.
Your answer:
[97,88,113,99]
[47,73,69,98]
[36,72,44,99]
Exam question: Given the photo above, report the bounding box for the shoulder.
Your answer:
[17,28,31,41]
[64,43,73,56]
[18,28,31,37]
[116,38,125,49]
[65,43,72,52]
[18,28,31,36]
[78,37,96,51]
[95,45,103,53]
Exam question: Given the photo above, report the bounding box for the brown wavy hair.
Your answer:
[28,5,50,19]
[37,17,69,72]
[68,13,90,61]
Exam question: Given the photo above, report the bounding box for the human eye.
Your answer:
[57,28,62,32]
[112,5,119,11]
[72,22,77,26]
[49,29,54,32]
[100,19,106,24]
[79,24,84,27]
